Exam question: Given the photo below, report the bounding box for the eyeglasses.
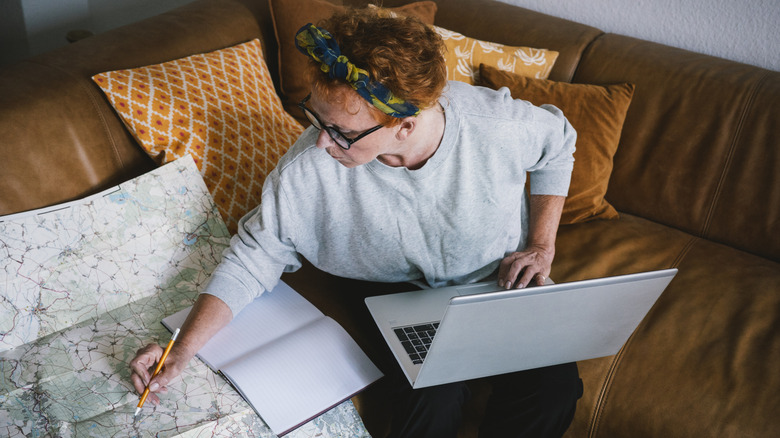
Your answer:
[298,94,384,150]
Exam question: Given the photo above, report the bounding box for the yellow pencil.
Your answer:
[134,328,180,416]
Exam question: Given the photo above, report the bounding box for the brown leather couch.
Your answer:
[1,0,777,436]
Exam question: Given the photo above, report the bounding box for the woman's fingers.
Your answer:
[498,249,552,289]
[129,343,163,394]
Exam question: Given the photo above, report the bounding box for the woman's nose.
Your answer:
[315,129,334,149]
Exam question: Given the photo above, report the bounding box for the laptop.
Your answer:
[365,268,677,388]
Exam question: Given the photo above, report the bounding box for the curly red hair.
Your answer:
[305,7,447,126]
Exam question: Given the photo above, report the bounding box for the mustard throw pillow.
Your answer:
[479,64,634,224]
[93,39,304,234]
[436,26,558,84]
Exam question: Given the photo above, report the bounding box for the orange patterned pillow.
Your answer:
[434,25,558,84]
[93,39,304,234]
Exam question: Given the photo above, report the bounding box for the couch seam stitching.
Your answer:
[700,71,770,237]
[671,236,697,268]
[588,336,626,438]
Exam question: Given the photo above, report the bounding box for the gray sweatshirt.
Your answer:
[204,80,576,317]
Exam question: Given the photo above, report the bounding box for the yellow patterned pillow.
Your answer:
[434,25,558,84]
[93,39,304,234]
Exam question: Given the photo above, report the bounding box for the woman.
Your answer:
[131,8,581,437]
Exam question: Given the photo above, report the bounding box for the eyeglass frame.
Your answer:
[298,94,384,150]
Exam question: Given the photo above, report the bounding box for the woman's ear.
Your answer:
[395,117,417,141]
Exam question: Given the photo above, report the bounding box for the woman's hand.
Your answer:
[129,343,192,405]
[498,243,554,289]
[498,194,566,289]
[128,293,233,405]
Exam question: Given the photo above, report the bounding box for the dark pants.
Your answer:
[386,362,583,438]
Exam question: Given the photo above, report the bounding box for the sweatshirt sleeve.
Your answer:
[467,82,576,197]
[527,103,577,197]
[201,168,302,317]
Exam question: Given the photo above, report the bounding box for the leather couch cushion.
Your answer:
[587,239,779,437]
[269,0,438,119]
[479,64,634,224]
[573,34,780,261]
[93,39,303,233]
[554,214,693,437]
[553,213,692,287]
[554,214,780,437]
[703,74,780,262]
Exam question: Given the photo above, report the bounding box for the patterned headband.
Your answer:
[294,23,420,118]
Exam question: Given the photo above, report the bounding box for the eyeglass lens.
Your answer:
[302,107,350,149]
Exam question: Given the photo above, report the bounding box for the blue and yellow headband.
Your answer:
[295,23,420,118]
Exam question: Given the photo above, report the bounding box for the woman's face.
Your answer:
[307,88,394,168]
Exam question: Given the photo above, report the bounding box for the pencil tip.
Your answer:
[134,407,141,417]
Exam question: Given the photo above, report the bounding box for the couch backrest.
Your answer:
[2,0,777,263]
[573,34,780,261]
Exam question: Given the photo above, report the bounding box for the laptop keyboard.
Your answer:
[393,322,440,364]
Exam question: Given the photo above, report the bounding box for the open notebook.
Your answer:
[162,281,382,436]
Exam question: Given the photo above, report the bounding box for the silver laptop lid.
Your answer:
[412,269,677,388]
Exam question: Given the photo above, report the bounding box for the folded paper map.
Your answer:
[0,155,370,437]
